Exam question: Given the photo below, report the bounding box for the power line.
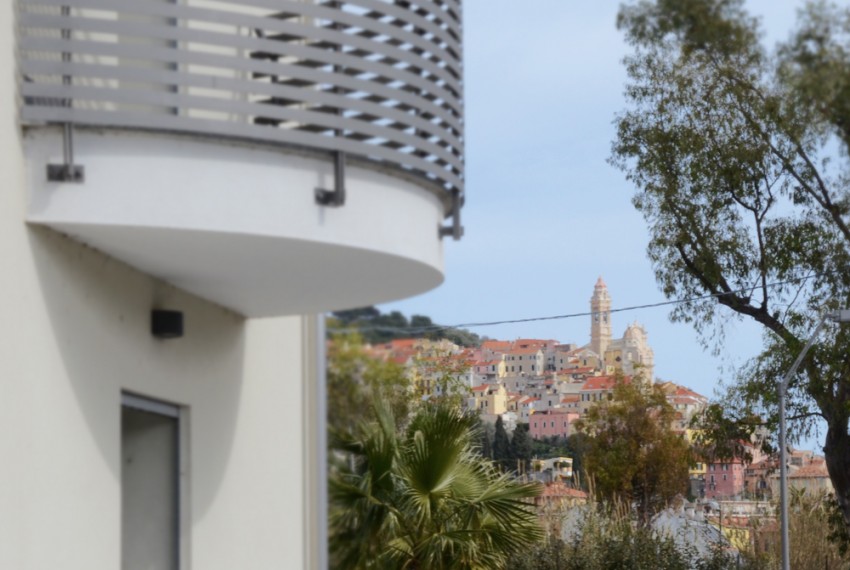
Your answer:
[327,273,823,336]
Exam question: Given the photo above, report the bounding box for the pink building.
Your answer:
[529,409,579,440]
[705,460,746,499]
[705,444,765,500]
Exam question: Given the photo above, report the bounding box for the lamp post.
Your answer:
[778,309,850,570]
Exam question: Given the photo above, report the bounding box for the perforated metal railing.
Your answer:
[17,0,464,223]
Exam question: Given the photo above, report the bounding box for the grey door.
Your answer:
[122,394,180,570]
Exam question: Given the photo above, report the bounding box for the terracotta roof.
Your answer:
[581,375,630,391]
[561,366,594,375]
[508,348,542,355]
[481,340,511,350]
[513,339,558,349]
[790,460,829,479]
[471,385,489,392]
[538,408,575,416]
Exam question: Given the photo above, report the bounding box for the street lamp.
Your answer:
[778,309,850,570]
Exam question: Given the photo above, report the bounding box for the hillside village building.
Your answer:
[4,2,464,568]
[705,444,767,500]
[530,409,580,440]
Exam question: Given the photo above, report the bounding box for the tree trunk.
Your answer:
[823,423,850,526]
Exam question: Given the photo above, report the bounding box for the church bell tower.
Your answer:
[590,277,612,357]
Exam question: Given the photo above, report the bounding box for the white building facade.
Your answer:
[2,2,463,569]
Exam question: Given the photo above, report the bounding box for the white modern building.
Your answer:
[2,1,463,568]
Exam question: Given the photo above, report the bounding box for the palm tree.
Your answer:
[329,403,544,569]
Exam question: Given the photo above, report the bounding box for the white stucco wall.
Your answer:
[0,224,313,569]
[1,5,315,569]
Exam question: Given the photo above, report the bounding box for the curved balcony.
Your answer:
[17,0,464,317]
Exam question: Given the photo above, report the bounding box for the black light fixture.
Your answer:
[151,309,184,339]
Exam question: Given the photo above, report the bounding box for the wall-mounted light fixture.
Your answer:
[151,309,184,339]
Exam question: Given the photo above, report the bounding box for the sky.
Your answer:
[381,2,806,408]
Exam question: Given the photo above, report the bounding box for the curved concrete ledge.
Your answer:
[25,129,445,316]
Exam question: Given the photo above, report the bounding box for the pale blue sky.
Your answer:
[382,1,807,429]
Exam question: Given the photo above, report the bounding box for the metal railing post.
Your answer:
[47,4,84,182]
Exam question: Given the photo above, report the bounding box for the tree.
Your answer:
[329,403,544,569]
[575,378,690,524]
[511,423,534,474]
[327,333,413,436]
[532,433,589,489]
[475,415,495,460]
[411,350,472,408]
[611,0,850,529]
[493,415,512,472]
[330,306,481,346]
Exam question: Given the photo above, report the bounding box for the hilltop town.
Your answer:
[356,279,833,550]
[370,278,670,437]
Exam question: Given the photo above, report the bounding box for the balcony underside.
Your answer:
[25,129,445,317]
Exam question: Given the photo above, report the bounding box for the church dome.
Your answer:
[623,322,646,340]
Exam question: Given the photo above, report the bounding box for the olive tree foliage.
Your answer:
[610,0,850,527]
